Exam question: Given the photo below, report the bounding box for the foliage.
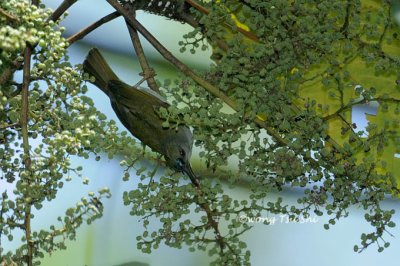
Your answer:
[161,0,400,259]
[1,0,400,265]
[0,0,139,265]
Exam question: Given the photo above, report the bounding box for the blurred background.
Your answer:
[2,1,400,265]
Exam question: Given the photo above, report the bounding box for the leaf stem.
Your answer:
[21,45,31,168]
[0,123,18,130]
[0,7,18,22]
[21,33,33,266]
[47,0,78,22]
[21,43,33,266]
[125,9,159,93]
[67,11,120,44]
[184,0,259,42]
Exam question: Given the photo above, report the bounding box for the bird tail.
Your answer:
[83,48,119,95]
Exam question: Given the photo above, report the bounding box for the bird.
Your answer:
[83,48,199,186]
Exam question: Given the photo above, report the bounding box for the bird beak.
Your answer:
[183,162,200,187]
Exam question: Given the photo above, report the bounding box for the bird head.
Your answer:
[162,128,199,186]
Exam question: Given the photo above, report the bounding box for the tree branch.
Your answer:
[125,10,159,93]
[184,0,259,42]
[47,0,78,22]
[339,0,351,38]
[67,11,120,45]
[196,198,225,252]
[20,3,39,264]
[0,60,22,87]
[21,40,34,266]
[188,170,226,252]
[0,123,18,130]
[378,3,391,47]
[185,0,210,15]
[21,46,31,168]
[0,7,18,22]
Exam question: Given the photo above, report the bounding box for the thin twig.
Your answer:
[0,59,22,87]
[184,0,259,42]
[21,47,31,168]
[378,4,391,46]
[24,205,33,266]
[0,123,18,130]
[196,197,225,251]
[47,0,78,22]
[21,37,33,266]
[0,7,18,22]
[185,0,210,15]
[67,11,120,44]
[340,0,351,38]
[21,44,33,266]
[125,17,159,93]
[323,98,367,121]
[21,1,38,263]
[177,3,229,53]
[0,193,5,255]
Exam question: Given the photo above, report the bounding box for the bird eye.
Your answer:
[179,149,185,157]
[175,158,184,169]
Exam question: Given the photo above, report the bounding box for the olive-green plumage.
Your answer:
[83,48,198,185]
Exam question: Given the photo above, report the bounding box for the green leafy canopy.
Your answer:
[1,0,400,265]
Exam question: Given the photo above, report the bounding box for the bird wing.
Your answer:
[107,80,169,155]
[108,80,169,109]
